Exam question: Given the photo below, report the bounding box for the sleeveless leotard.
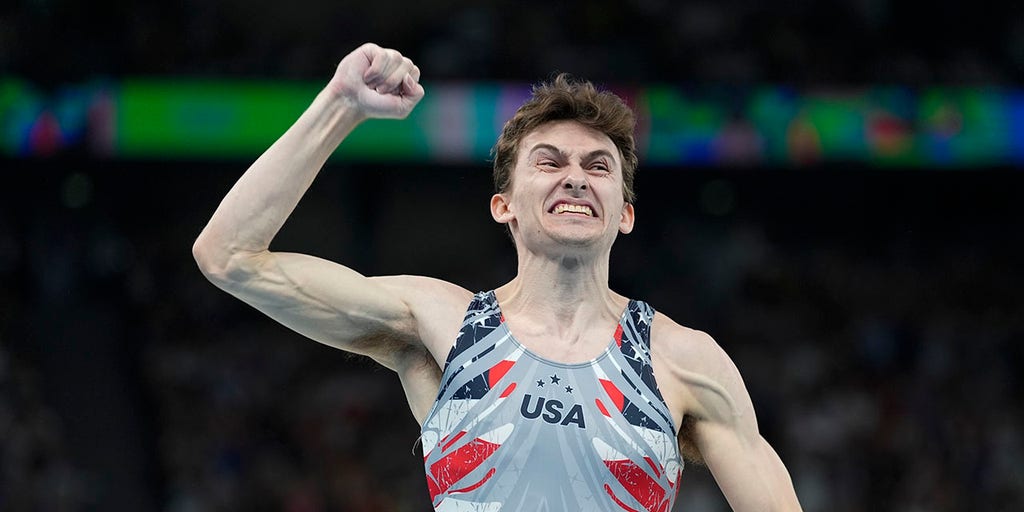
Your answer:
[421,291,683,511]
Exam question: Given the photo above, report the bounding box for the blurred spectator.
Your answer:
[2,0,1022,84]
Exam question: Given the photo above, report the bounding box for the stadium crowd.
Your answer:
[1,168,1020,511]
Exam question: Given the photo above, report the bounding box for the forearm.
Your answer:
[194,88,363,273]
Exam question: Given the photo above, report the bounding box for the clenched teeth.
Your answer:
[553,203,594,216]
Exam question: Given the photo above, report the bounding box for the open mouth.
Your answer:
[550,203,595,217]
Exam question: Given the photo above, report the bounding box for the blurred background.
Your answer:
[1,0,1023,511]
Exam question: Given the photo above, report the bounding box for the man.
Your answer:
[193,43,802,511]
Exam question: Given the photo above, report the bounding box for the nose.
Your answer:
[562,167,587,192]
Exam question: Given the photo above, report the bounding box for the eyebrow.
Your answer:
[528,143,618,165]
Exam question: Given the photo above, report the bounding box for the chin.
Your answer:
[547,228,613,249]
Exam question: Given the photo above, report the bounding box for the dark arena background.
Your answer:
[2,1,1023,511]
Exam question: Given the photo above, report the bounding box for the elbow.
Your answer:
[192,233,227,283]
[192,232,255,286]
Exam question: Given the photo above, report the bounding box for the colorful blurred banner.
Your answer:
[3,77,1024,167]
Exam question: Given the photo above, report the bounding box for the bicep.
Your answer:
[686,351,801,511]
[211,250,419,361]
[667,329,801,510]
[694,418,800,511]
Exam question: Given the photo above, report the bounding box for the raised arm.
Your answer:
[192,43,445,369]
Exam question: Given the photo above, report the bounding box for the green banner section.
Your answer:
[116,80,311,157]
[115,80,431,160]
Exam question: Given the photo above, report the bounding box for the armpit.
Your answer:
[352,330,420,369]
[677,415,706,465]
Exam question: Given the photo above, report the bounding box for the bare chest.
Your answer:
[504,321,620,365]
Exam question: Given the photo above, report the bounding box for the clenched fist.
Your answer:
[327,43,424,120]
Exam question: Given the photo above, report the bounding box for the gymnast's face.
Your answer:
[490,120,634,253]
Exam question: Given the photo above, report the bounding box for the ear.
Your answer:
[618,202,635,234]
[490,193,515,224]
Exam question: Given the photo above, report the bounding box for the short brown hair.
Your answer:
[491,74,638,203]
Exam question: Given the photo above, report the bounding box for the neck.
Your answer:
[495,247,621,328]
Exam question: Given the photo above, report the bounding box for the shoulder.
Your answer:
[370,275,475,363]
[650,312,729,371]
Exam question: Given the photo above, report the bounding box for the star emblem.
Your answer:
[536,379,545,387]
[550,374,561,384]
[565,386,573,393]
[639,310,652,325]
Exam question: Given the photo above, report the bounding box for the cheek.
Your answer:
[513,179,550,208]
